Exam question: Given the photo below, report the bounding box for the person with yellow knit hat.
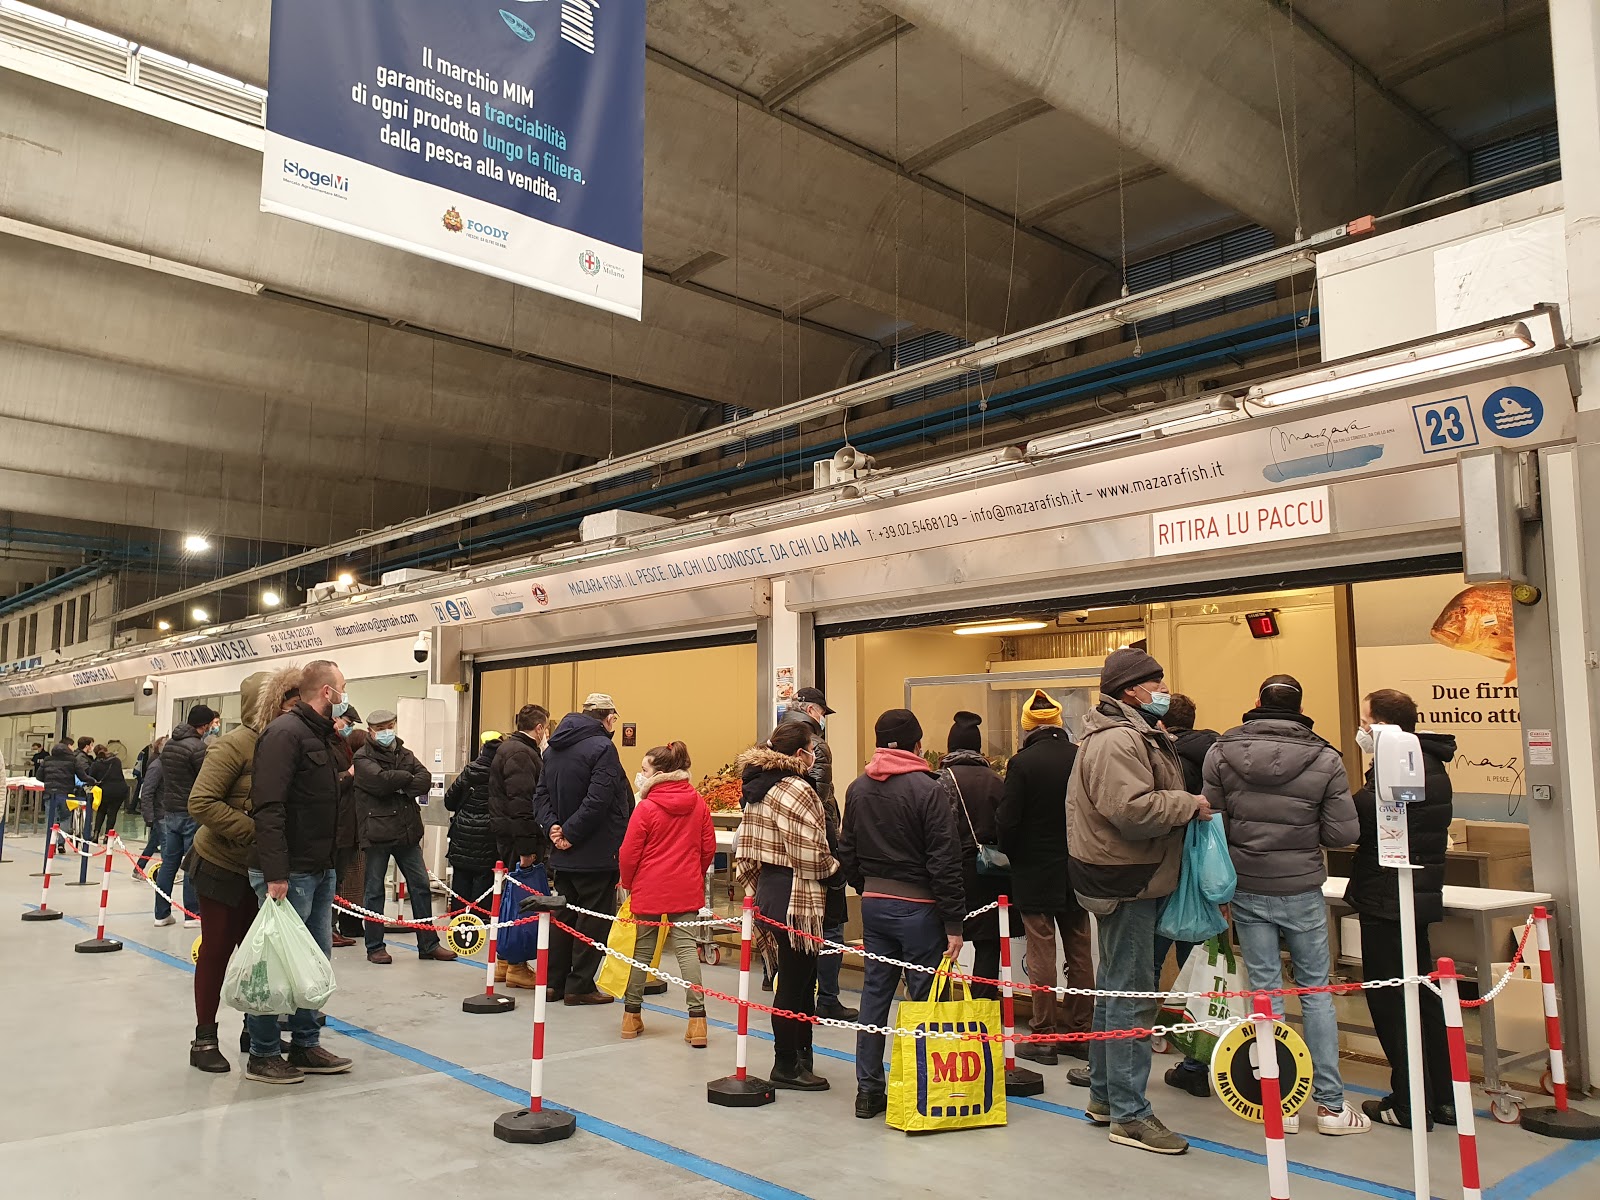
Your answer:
[998,689,1092,1066]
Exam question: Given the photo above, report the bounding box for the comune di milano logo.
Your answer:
[578,248,601,276]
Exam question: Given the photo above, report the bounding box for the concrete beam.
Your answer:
[883,0,1448,235]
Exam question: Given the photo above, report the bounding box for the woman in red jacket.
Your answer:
[618,741,716,1047]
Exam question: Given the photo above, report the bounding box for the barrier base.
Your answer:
[644,981,669,996]
[1521,1107,1600,1140]
[463,992,516,1014]
[20,908,64,922]
[1005,1065,1046,1097]
[74,937,123,954]
[493,1107,578,1144]
[707,1075,776,1107]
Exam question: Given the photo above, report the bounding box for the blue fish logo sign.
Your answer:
[501,9,537,41]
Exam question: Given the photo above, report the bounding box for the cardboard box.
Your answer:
[1489,959,1547,1056]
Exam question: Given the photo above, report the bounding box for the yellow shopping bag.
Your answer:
[886,957,1007,1133]
[596,898,667,999]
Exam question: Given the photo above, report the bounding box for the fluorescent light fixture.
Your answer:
[156,620,171,631]
[336,573,355,587]
[1248,323,1535,408]
[183,534,211,553]
[191,607,209,622]
[261,591,281,608]
[953,620,1049,636]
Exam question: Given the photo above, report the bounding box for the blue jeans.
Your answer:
[156,815,198,920]
[362,842,440,954]
[136,818,163,869]
[43,792,70,844]
[816,921,845,1005]
[856,898,946,1092]
[1231,888,1346,1110]
[1090,897,1163,1123]
[1154,936,1205,1073]
[244,868,336,1057]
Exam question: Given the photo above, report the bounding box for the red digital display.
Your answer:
[1246,611,1281,639]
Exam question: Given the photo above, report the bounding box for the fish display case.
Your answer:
[905,667,1102,763]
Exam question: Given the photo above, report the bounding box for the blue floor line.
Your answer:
[35,909,811,1200]
[1484,1137,1600,1200]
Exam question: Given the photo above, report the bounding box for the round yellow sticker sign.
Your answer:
[448,912,487,958]
[1209,1018,1314,1123]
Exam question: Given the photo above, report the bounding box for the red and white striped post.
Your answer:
[708,890,775,1107]
[75,833,123,953]
[21,824,65,921]
[999,895,1045,1095]
[1520,906,1600,1138]
[1255,994,1291,1200]
[493,902,576,1144]
[1437,959,1482,1200]
[464,862,515,1014]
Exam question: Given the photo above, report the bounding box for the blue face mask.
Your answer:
[205,724,221,739]
[374,729,397,748]
[1140,690,1171,719]
[337,725,354,740]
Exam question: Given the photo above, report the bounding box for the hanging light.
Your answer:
[191,607,209,623]
[183,534,211,553]
[156,620,171,631]
[261,590,282,608]
[953,620,1049,636]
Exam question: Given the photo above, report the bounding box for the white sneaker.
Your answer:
[183,919,201,929]
[154,915,177,927]
[1317,1103,1372,1135]
[1282,1113,1300,1135]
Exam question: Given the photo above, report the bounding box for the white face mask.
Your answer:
[634,770,649,792]
[1355,727,1375,755]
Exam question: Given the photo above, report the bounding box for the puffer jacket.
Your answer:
[998,725,1077,913]
[1344,732,1456,924]
[1170,726,1220,794]
[534,713,632,873]
[190,669,298,879]
[159,724,209,819]
[139,757,164,825]
[489,731,544,860]
[446,740,501,872]
[1203,708,1359,895]
[940,748,1007,942]
[353,736,432,848]
[618,772,716,914]
[840,748,966,933]
[1067,697,1200,903]
[37,744,81,795]
[250,702,342,881]
[90,755,130,802]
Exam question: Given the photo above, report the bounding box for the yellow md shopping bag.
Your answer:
[596,898,667,998]
[886,958,1007,1133]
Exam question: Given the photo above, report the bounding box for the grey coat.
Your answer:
[1201,711,1358,896]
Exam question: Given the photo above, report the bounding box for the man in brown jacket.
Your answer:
[1067,647,1209,1156]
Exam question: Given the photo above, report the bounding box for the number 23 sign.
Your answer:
[1412,395,1480,454]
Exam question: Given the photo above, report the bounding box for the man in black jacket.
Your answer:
[839,708,965,1119]
[246,659,353,1085]
[1345,688,1457,1130]
[155,705,218,929]
[535,693,632,1005]
[999,689,1091,1065]
[489,703,548,869]
[446,730,505,914]
[355,709,456,965]
[36,741,79,853]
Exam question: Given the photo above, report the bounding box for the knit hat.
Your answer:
[583,692,617,712]
[947,711,983,751]
[480,729,504,744]
[186,704,219,729]
[875,708,924,750]
[1020,690,1062,731]
[1100,647,1164,698]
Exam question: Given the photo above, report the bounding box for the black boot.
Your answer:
[769,1059,830,1091]
[190,1024,230,1074]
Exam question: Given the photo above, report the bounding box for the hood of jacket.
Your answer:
[736,745,807,808]
[242,664,304,734]
[1417,731,1458,763]
[475,740,502,769]
[1171,727,1219,763]
[1213,715,1330,788]
[866,747,935,781]
[548,711,612,752]
[1081,696,1149,738]
[169,722,203,745]
[939,748,992,770]
[639,772,698,814]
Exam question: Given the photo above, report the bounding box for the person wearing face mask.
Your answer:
[155,704,220,929]
[617,741,716,1044]
[489,703,550,990]
[534,693,634,1004]
[1345,689,1456,1131]
[1066,647,1209,1155]
[354,710,457,965]
[1204,674,1367,1137]
[245,659,354,1085]
[331,708,366,944]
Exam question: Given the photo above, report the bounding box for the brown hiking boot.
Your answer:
[495,960,510,984]
[685,1016,709,1048]
[621,1011,645,1040]
[504,963,539,989]
[367,949,393,965]
[287,1045,353,1075]
[419,945,459,962]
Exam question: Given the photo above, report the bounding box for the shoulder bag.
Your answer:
[946,768,1010,877]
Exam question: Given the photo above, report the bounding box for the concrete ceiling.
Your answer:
[0,0,1558,614]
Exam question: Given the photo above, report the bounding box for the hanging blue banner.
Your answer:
[261,0,644,319]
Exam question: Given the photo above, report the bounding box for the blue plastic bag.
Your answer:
[494,861,551,965]
[1191,815,1237,904]
[1156,820,1231,944]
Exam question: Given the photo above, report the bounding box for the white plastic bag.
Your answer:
[1156,936,1250,1064]
[222,899,338,1015]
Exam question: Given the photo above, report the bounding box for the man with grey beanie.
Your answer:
[1067,647,1209,1155]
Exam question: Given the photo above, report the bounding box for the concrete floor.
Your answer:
[3,832,1598,1200]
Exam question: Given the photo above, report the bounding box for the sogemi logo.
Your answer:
[282,159,351,197]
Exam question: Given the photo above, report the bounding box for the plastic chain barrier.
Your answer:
[328,892,545,933]
[548,911,1251,1046]
[55,828,111,859]
[426,873,498,918]
[109,836,200,921]
[1458,917,1535,1009]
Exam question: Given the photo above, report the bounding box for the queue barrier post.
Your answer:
[465,861,515,1014]
[1254,994,1292,1200]
[494,892,576,1144]
[1437,959,1482,1200]
[67,804,94,887]
[75,832,123,953]
[998,895,1044,1096]
[708,890,775,1108]
[30,806,60,878]
[21,823,65,921]
[1521,906,1600,1140]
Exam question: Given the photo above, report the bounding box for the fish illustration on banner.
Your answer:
[1430,583,1517,682]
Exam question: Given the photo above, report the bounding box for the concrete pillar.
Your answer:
[755,578,813,741]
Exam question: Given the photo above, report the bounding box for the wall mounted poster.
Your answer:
[262,0,644,318]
